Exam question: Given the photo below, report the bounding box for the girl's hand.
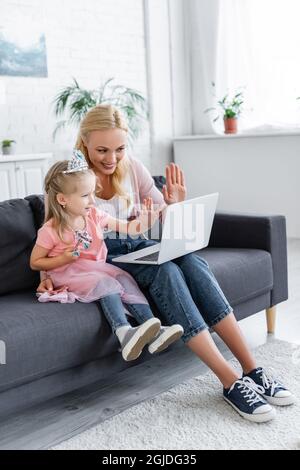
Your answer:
[163,163,187,205]
[37,277,54,293]
[107,199,159,236]
[136,197,159,233]
[36,277,68,294]
[62,245,81,263]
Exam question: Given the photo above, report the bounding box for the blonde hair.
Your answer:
[44,160,96,243]
[75,104,130,205]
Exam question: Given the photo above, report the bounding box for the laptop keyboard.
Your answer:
[135,251,160,262]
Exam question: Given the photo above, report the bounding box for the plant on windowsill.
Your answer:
[205,82,244,134]
[1,139,16,155]
[52,77,148,149]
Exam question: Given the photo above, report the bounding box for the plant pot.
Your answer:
[2,145,14,155]
[224,117,238,134]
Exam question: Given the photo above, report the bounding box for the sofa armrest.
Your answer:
[209,211,288,306]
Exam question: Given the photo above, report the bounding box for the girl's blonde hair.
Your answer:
[44,160,95,242]
[75,104,130,205]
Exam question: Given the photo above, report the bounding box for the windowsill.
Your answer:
[174,130,300,141]
[0,153,52,162]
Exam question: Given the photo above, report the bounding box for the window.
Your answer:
[216,0,300,131]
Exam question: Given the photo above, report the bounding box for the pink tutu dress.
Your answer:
[35,206,148,305]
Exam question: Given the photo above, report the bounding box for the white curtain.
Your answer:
[188,0,221,134]
[189,0,300,133]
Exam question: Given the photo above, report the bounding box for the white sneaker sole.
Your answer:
[223,396,276,423]
[263,394,296,406]
[148,325,184,354]
[122,318,161,361]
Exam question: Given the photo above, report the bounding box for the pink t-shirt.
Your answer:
[36,206,110,263]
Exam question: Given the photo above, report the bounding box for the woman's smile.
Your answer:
[100,161,117,170]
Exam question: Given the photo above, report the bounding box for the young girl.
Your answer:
[30,150,183,362]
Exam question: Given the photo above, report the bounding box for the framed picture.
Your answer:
[0,24,48,77]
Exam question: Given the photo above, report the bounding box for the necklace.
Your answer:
[67,216,92,257]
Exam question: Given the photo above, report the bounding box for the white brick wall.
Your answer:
[0,0,151,168]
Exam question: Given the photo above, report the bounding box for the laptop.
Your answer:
[112,192,219,265]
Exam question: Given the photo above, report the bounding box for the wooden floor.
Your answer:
[0,239,299,450]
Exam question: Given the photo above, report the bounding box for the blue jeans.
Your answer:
[99,293,154,333]
[105,235,233,343]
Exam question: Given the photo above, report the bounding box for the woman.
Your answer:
[38,104,294,422]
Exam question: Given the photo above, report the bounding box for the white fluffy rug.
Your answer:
[52,339,300,450]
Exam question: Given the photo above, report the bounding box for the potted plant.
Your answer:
[1,139,16,155]
[52,77,148,149]
[205,83,244,134]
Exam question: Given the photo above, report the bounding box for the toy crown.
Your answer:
[62,149,89,174]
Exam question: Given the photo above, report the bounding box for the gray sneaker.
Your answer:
[121,318,161,361]
[148,325,184,354]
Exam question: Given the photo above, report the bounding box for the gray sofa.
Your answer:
[0,179,288,419]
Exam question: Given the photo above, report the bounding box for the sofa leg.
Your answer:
[266,306,276,334]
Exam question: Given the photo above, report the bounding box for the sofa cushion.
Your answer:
[198,247,273,307]
[0,291,119,393]
[25,194,45,230]
[0,198,40,295]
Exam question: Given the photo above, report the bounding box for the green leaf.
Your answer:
[52,77,148,142]
[52,120,67,140]
[204,107,216,113]
[2,139,15,147]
